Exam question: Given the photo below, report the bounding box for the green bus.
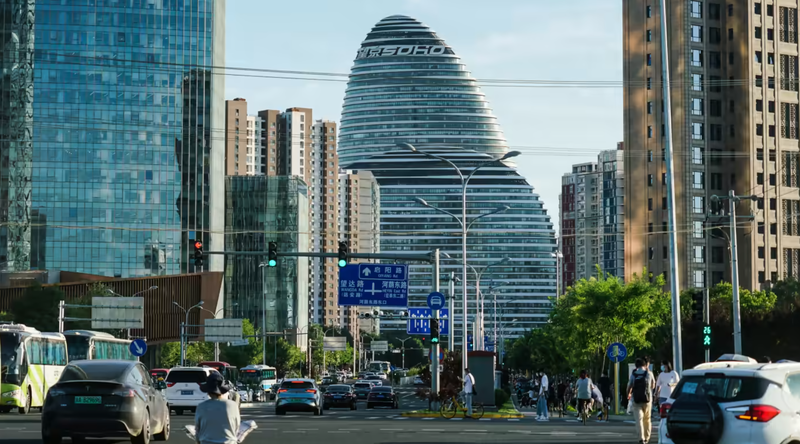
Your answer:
[0,324,67,414]
[63,330,134,361]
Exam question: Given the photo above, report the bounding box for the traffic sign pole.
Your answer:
[606,342,628,416]
[704,288,711,363]
[431,249,440,410]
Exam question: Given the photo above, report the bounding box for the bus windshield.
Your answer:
[239,368,275,384]
[368,362,390,373]
[0,333,23,385]
[65,335,90,361]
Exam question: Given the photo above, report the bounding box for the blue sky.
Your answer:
[225,0,623,231]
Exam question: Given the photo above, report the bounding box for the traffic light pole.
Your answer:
[704,287,711,363]
[431,249,440,409]
[204,251,437,263]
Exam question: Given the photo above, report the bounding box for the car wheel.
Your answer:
[0,407,11,414]
[131,410,151,444]
[174,408,183,416]
[18,388,31,415]
[42,427,62,444]
[153,410,170,441]
[275,409,285,416]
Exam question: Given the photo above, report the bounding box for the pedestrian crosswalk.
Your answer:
[240,411,657,424]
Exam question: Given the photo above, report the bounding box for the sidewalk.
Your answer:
[511,393,635,422]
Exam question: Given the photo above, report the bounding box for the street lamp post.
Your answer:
[173,300,204,366]
[487,281,508,349]
[498,318,519,364]
[107,286,158,340]
[259,263,268,365]
[402,143,519,374]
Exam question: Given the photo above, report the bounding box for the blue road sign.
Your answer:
[338,263,408,307]
[427,292,446,311]
[429,349,444,362]
[130,339,147,357]
[407,308,449,335]
[606,342,628,363]
[467,335,490,351]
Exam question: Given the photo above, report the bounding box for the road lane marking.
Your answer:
[449,418,463,421]
[393,417,409,420]
[297,428,318,431]
[422,429,445,432]
[479,418,491,421]
[464,429,488,432]
[338,428,361,431]
[367,417,379,419]
[328,431,350,434]
[421,417,435,420]
[507,419,520,421]
[380,428,404,431]
[282,431,306,434]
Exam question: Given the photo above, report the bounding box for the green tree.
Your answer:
[0,311,12,322]
[708,282,776,321]
[219,319,261,368]
[11,284,64,331]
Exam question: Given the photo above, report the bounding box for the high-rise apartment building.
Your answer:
[623,0,800,290]
[338,170,381,337]
[560,162,602,287]
[258,108,313,186]
[309,119,340,327]
[0,0,226,277]
[559,147,626,289]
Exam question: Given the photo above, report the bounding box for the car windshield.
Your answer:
[0,333,23,385]
[327,385,351,392]
[371,387,391,392]
[672,374,770,402]
[60,362,129,382]
[166,370,208,384]
[354,383,371,389]
[281,381,314,389]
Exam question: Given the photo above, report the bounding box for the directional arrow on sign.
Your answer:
[133,342,143,355]
[362,268,372,277]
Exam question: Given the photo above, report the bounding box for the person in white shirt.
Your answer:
[462,368,476,417]
[536,369,549,421]
[655,359,680,406]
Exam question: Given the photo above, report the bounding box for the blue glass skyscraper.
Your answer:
[1,0,226,277]
[341,15,558,338]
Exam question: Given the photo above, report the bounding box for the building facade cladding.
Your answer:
[309,119,339,327]
[623,0,800,291]
[337,15,509,168]
[599,149,625,280]
[8,0,226,278]
[224,99,248,176]
[337,170,381,337]
[347,149,557,337]
[560,162,602,288]
[0,0,35,272]
[223,175,309,347]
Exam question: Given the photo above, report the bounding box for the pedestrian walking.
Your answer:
[462,368,476,418]
[195,371,241,444]
[655,360,679,406]
[536,369,549,421]
[627,357,656,444]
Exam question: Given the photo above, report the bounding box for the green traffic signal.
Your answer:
[338,259,347,268]
[430,337,439,344]
[268,259,277,267]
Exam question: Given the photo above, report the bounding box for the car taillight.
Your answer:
[113,389,135,398]
[306,389,317,394]
[278,389,287,393]
[659,402,671,419]
[324,393,332,397]
[166,382,176,388]
[48,389,65,397]
[735,405,781,422]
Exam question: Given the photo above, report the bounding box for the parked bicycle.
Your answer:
[440,393,485,419]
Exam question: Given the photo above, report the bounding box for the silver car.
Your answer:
[275,378,322,416]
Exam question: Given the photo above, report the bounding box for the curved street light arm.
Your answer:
[466,205,510,231]
[413,200,465,228]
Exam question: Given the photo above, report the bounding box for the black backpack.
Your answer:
[631,370,652,404]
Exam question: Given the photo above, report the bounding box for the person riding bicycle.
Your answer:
[591,384,605,419]
[575,370,594,418]
[556,379,568,414]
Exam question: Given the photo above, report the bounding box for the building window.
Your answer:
[647,5,652,18]
[648,126,654,138]
[648,198,653,211]
[710,99,722,116]
[756,26,762,39]
[694,246,705,263]
[768,4,774,16]
[727,4,733,16]
[710,27,721,43]
[648,174,654,186]
[780,7,799,43]
[693,171,705,189]
[782,102,800,139]
[709,2,721,19]
[648,150,653,162]
[692,49,703,67]
[710,75,722,92]
[692,147,704,164]
[756,51,762,64]
[710,124,723,141]
[691,1,703,18]
[647,30,653,42]
[768,28,775,40]
[727,28,733,41]
[647,77,652,89]
[694,221,705,238]
[781,55,799,91]
[692,122,704,140]
[648,223,654,233]
[691,25,703,42]
[692,74,703,91]
[691,98,704,116]
[693,196,705,213]
[662,197,667,209]
[648,101,654,114]
[647,53,652,66]
[757,123,764,136]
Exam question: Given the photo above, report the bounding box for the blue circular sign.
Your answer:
[606,342,627,363]
[427,291,446,310]
[130,338,147,357]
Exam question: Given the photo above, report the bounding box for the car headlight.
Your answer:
[2,390,20,398]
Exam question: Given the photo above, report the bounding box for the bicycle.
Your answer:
[440,394,485,419]
[577,399,591,425]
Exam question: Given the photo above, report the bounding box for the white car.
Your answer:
[658,355,800,444]
[164,367,216,415]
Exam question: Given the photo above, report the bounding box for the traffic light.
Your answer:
[702,324,712,349]
[691,290,704,322]
[193,241,204,266]
[421,337,426,345]
[337,241,348,267]
[430,319,440,344]
[267,241,278,267]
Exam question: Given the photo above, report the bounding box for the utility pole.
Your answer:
[659,0,683,375]
[711,191,757,355]
[448,272,456,353]
[704,287,711,363]
[431,249,441,408]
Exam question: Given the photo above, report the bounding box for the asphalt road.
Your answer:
[0,387,655,444]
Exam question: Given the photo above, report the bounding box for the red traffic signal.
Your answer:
[194,241,203,250]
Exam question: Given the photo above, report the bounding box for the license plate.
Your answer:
[334,395,342,398]
[74,396,101,405]
[181,390,194,396]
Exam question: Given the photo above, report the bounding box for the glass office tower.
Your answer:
[341,15,558,338]
[1,0,227,277]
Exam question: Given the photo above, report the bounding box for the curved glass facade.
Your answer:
[0,0,226,276]
[338,15,508,168]
[348,148,557,337]
[341,15,558,338]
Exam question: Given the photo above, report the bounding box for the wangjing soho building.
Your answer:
[341,15,558,341]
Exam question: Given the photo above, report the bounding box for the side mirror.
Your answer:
[156,381,167,390]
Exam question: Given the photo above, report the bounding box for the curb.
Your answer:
[401,411,524,419]
[241,402,274,409]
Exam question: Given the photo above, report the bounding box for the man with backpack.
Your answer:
[627,357,656,444]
